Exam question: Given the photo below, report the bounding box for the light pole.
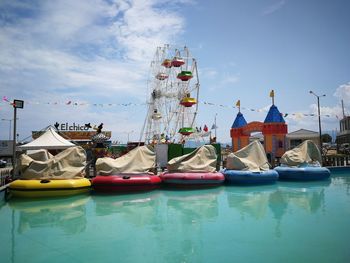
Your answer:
[309,91,326,153]
[2,118,12,140]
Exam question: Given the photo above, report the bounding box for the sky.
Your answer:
[0,0,349,144]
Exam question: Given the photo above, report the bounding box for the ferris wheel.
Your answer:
[142,45,200,144]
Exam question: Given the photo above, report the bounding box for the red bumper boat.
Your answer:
[92,174,162,192]
[160,172,224,187]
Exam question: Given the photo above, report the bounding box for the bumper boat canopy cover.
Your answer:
[275,140,330,181]
[224,140,278,184]
[160,145,224,186]
[96,145,156,175]
[18,146,87,180]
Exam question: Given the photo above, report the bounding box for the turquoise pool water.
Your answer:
[0,170,349,263]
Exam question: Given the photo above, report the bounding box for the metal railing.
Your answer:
[323,156,350,167]
[0,167,12,187]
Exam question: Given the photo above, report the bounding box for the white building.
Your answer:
[286,129,319,149]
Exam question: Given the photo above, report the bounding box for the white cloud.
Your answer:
[221,74,239,85]
[256,105,271,113]
[334,82,350,104]
[283,81,350,133]
[0,0,189,95]
[195,67,239,91]
[113,0,186,61]
[285,103,343,134]
[262,0,286,16]
[0,0,191,139]
[199,67,218,78]
[309,104,343,118]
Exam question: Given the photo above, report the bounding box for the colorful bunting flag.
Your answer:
[0,95,342,119]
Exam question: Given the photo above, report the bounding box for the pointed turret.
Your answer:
[264,105,285,123]
[231,112,248,128]
[262,99,287,159]
[230,110,249,152]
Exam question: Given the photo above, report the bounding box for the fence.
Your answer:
[0,168,12,188]
[323,156,350,167]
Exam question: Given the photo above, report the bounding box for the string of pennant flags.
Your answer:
[0,96,144,107]
[201,100,335,118]
[1,95,339,119]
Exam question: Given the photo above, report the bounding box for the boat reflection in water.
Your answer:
[158,187,223,263]
[164,187,223,222]
[273,180,330,213]
[226,184,278,220]
[9,195,90,235]
[226,180,330,237]
[91,191,163,230]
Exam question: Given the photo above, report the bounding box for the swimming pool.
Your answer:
[0,169,349,263]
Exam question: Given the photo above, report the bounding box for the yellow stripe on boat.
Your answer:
[9,178,91,198]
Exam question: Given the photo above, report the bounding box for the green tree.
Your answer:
[321,133,332,143]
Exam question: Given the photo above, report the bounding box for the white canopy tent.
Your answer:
[18,127,75,150]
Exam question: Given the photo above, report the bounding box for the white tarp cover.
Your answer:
[226,140,270,172]
[280,140,322,167]
[96,145,156,175]
[25,149,53,161]
[18,146,86,179]
[167,145,217,173]
[18,127,75,150]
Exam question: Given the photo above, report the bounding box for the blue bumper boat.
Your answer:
[274,166,330,181]
[223,169,279,185]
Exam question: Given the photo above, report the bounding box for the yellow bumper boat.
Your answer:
[9,178,91,198]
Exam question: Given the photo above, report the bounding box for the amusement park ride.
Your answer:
[230,91,288,161]
[142,45,204,144]
[140,45,287,166]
